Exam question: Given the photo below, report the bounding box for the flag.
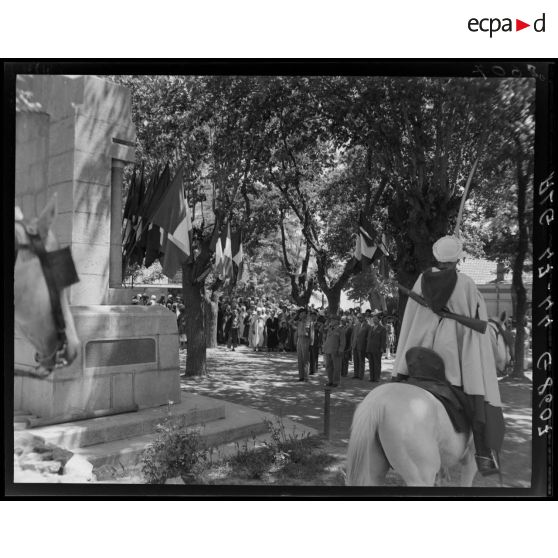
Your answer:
[122,165,137,251]
[150,167,192,278]
[231,228,244,284]
[222,224,234,280]
[214,233,224,277]
[122,165,146,268]
[144,166,172,268]
[357,213,378,266]
[379,233,389,256]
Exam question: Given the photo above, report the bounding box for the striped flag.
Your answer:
[222,224,234,280]
[150,167,193,277]
[356,213,378,266]
[231,228,245,284]
[214,233,224,278]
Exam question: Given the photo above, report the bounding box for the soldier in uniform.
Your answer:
[323,314,345,387]
[296,308,313,381]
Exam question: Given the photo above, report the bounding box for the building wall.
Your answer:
[479,283,532,319]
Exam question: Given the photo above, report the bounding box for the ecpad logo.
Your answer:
[468,13,546,37]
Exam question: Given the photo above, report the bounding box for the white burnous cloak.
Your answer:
[393,268,502,408]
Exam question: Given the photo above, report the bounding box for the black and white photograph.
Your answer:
[4,61,555,496]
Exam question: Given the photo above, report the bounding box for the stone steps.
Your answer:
[77,402,318,481]
[22,394,226,450]
[77,402,279,480]
[16,395,319,483]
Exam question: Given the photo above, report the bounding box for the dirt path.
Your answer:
[180,345,532,488]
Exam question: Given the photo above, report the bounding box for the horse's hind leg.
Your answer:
[378,425,440,486]
[365,435,390,485]
[346,429,390,486]
[459,442,478,487]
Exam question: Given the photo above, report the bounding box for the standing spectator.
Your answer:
[296,308,312,381]
[238,306,247,344]
[308,310,320,375]
[277,317,289,352]
[217,298,224,344]
[148,295,157,306]
[323,314,345,387]
[131,295,140,305]
[157,295,166,306]
[250,308,265,351]
[227,310,240,351]
[222,305,232,345]
[266,310,279,352]
[385,320,396,358]
[351,313,369,379]
[177,304,187,349]
[365,314,387,382]
[242,308,251,345]
[340,316,353,377]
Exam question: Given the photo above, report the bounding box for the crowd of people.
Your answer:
[216,296,398,387]
[131,292,188,348]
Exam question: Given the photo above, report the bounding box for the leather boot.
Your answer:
[473,425,500,476]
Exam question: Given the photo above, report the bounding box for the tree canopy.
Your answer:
[111,74,535,375]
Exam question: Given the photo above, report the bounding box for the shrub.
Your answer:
[141,419,208,484]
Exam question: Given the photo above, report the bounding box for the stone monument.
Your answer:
[14,75,181,420]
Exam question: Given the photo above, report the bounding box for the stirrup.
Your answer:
[475,452,500,477]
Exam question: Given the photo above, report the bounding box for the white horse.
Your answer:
[14,196,80,377]
[487,312,513,375]
[346,329,506,487]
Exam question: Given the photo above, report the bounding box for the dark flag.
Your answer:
[354,213,385,270]
[143,166,171,268]
[150,167,193,278]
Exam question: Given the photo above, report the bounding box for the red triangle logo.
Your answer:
[516,19,530,31]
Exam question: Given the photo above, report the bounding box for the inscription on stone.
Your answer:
[85,338,156,368]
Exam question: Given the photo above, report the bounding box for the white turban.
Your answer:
[432,235,463,262]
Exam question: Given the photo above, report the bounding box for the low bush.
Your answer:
[141,416,208,484]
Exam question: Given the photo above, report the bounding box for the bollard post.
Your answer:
[323,386,331,439]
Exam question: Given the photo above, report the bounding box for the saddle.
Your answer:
[403,347,473,434]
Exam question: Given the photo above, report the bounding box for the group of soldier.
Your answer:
[294,308,396,387]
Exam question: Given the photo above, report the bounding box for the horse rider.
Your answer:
[392,235,505,476]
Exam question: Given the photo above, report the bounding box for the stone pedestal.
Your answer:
[14,306,181,420]
[15,75,181,419]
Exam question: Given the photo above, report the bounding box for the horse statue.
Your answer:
[14,196,80,378]
[346,327,507,487]
[488,311,514,375]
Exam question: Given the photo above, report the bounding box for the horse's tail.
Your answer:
[346,390,386,486]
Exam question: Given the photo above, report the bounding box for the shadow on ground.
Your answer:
[180,345,532,488]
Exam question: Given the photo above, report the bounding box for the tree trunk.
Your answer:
[204,297,219,348]
[325,287,341,314]
[183,264,207,377]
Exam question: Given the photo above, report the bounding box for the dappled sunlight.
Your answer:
[181,344,532,488]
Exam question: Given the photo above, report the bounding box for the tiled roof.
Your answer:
[458,256,532,285]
